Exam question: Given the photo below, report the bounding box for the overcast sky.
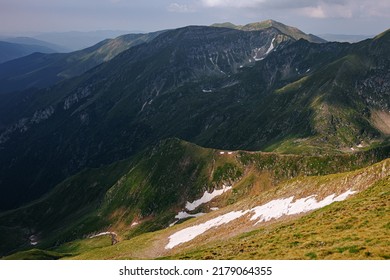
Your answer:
[1,0,389,36]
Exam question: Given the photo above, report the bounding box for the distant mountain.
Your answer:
[0,41,57,64]
[1,37,70,53]
[318,34,373,43]
[34,30,145,51]
[212,19,326,43]
[0,31,164,93]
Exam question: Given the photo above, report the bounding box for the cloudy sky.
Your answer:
[1,0,389,36]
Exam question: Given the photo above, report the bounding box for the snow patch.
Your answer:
[169,186,231,227]
[29,235,38,246]
[210,207,219,211]
[169,221,178,227]
[250,190,356,225]
[265,38,275,55]
[185,185,232,211]
[175,211,205,220]
[202,89,213,93]
[141,101,148,112]
[166,189,356,249]
[219,151,225,154]
[253,38,275,61]
[166,210,246,249]
[89,232,117,239]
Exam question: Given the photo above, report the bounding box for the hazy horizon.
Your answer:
[1,0,389,37]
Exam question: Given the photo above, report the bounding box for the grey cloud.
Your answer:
[199,0,390,19]
[167,3,196,13]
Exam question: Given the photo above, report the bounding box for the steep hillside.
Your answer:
[0,157,134,255]
[70,159,390,260]
[4,154,388,260]
[1,139,389,257]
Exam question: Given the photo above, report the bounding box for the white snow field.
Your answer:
[166,189,356,249]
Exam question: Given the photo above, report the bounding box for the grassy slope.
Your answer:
[74,140,390,243]
[170,176,390,260]
[5,156,388,260]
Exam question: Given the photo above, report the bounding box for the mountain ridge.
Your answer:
[0,31,164,94]
[0,41,58,64]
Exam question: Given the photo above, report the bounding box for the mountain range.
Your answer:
[318,34,373,43]
[0,20,389,259]
[0,31,164,93]
[0,41,59,64]
[33,30,145,51]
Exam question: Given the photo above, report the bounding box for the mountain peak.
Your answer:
[210,22,237,29]
[212,19,326,43]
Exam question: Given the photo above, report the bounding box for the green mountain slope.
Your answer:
[4,153,388,260]
[1,139,389,257]
[64,158,390,260]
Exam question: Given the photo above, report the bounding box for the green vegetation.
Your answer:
[213,163,243,183]
[3,249,71,260]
